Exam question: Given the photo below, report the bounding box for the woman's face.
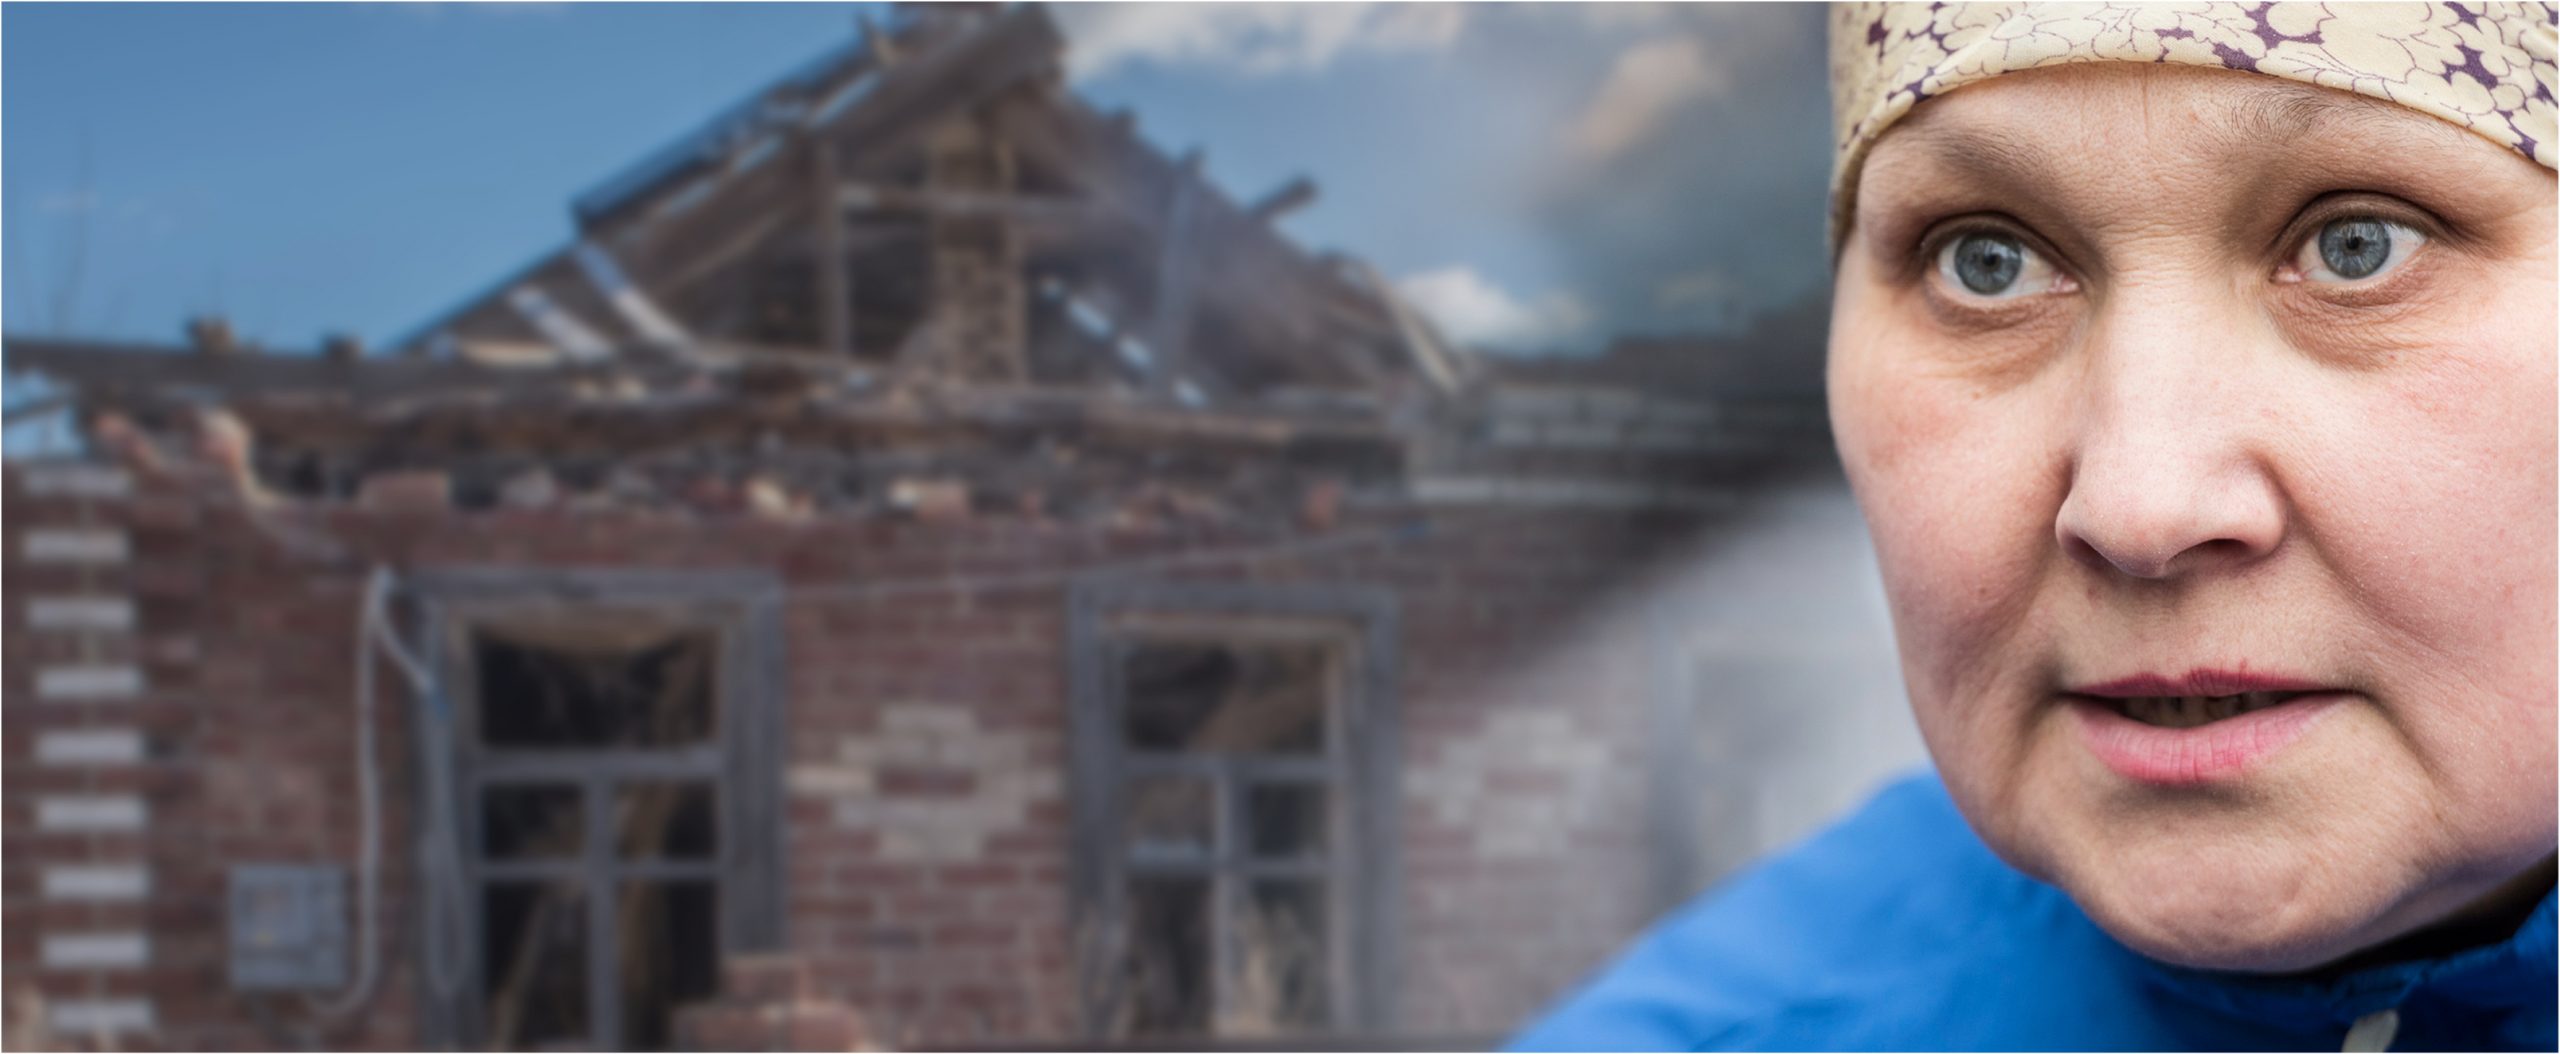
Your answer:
[1829,61,2556,972]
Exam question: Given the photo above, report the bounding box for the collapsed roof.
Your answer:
[389,3,1468,399]
[6,5,1485,523]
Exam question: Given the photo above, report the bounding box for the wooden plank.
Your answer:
[993,94,1399,392]
[841,182,1118,231]
[1146,150,1205,399]
[505,284,615,361]
[814,142,853,356]
[1245,176,1318,224]
[573,240,691,347]
[3,337,634,403]
[604,7,1065,300]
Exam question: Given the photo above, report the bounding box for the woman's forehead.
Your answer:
[1858,63,2504,211]
[1880,63,2474,169]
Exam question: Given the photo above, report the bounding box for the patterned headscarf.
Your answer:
[1827,3,2559,254]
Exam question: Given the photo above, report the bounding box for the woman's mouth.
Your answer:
[2063,672,2349,784]
[2108,691,2303,728]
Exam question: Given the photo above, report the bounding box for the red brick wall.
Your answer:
[4,461,1700,1049]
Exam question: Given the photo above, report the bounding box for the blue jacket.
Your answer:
[1510,771,2556,1051]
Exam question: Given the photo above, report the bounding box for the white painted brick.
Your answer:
[46,998,154,1036]
[37,795,146,832]
[42,932,149,970]
[25,596,136,632]
[20,528,129,564]
[787,765,873,797]
[882,704,974,735]
[19,464,132,498]
[36,665,144,701]
[36,729,146,765]
[42,865,150,901]
[1410,476,1499,504]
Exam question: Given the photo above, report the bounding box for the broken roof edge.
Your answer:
[383,6,1053,361]
[380,241,571,359]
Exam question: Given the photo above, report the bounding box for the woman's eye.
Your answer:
[2294,217,2425,283]
[1934,231,2057,301]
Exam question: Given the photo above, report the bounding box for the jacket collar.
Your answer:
[2113,887,2558,1026]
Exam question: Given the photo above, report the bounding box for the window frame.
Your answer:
[406,568,787,1051]
[1066,579,1402,1040]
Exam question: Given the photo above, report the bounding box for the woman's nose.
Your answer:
[2051,312,2290,581]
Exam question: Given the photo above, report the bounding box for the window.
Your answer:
[410,570,784,1051]
[1068,582,1400,1041]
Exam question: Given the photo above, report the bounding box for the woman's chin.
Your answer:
[2069,875,2369,973]
[2041,821,2430,973]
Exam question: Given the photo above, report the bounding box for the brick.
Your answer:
[42,932,148,970]
[24,595,137,632]
[46,998,154,1036]
[674,1003,760,1050]
[35,728,146,765]
[37,795,147,832]
[20,528,129,564]
[42,865,150,901]
[357,470,450,513]
[774,1004,867,1050]
[18,464,132,498]
[36,664,145,701]
[724,952,812,1003]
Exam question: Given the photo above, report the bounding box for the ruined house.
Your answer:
[2,6,1891,1051]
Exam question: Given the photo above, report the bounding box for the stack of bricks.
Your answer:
[8,462,158,1044]
[672,953,871,1052]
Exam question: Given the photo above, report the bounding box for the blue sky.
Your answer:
[2,2,1834,357]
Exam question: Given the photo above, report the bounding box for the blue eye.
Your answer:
[2296,217,2424,282]
[1936,231,2057,301]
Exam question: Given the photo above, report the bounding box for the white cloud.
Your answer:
[1397,267,1591,352]
[1569,37,1727,162]
[1054,3,1467,80]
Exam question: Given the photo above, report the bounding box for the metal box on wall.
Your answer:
[228,864,348,991]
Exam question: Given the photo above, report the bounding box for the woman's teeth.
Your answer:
[2116,692,2298,729]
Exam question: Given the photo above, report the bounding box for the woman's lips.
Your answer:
[2067,692,2346,785]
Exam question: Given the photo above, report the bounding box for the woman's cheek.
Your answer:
[1832,317,2059,706]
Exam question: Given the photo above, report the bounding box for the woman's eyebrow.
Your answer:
[2209,79,2472,155]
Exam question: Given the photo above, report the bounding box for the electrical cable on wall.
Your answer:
[306,566,468,1024]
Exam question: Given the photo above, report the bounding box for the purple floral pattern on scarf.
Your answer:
[1827,2,2559,250]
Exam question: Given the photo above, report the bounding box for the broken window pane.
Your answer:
[1228,880,1330,1035]
[481,880,589,1049]
[1124,773,1213,860]
[614,781,717,860]
[1124,876,1211,1035]
[618,879,721,1051]
[481,783,583,860]
[1121,642,1329,755]
[1245,782,1327,860]
[475,630,716,750]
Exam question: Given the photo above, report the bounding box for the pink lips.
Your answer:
[2065,669,2347,785]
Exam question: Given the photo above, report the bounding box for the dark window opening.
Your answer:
[473,630,714,750]
[1122,642,1330,755]
[482,880,590,1049]
[464,622,730,1051]
[617,880,721,1051]
[1071,588,1397,1044]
